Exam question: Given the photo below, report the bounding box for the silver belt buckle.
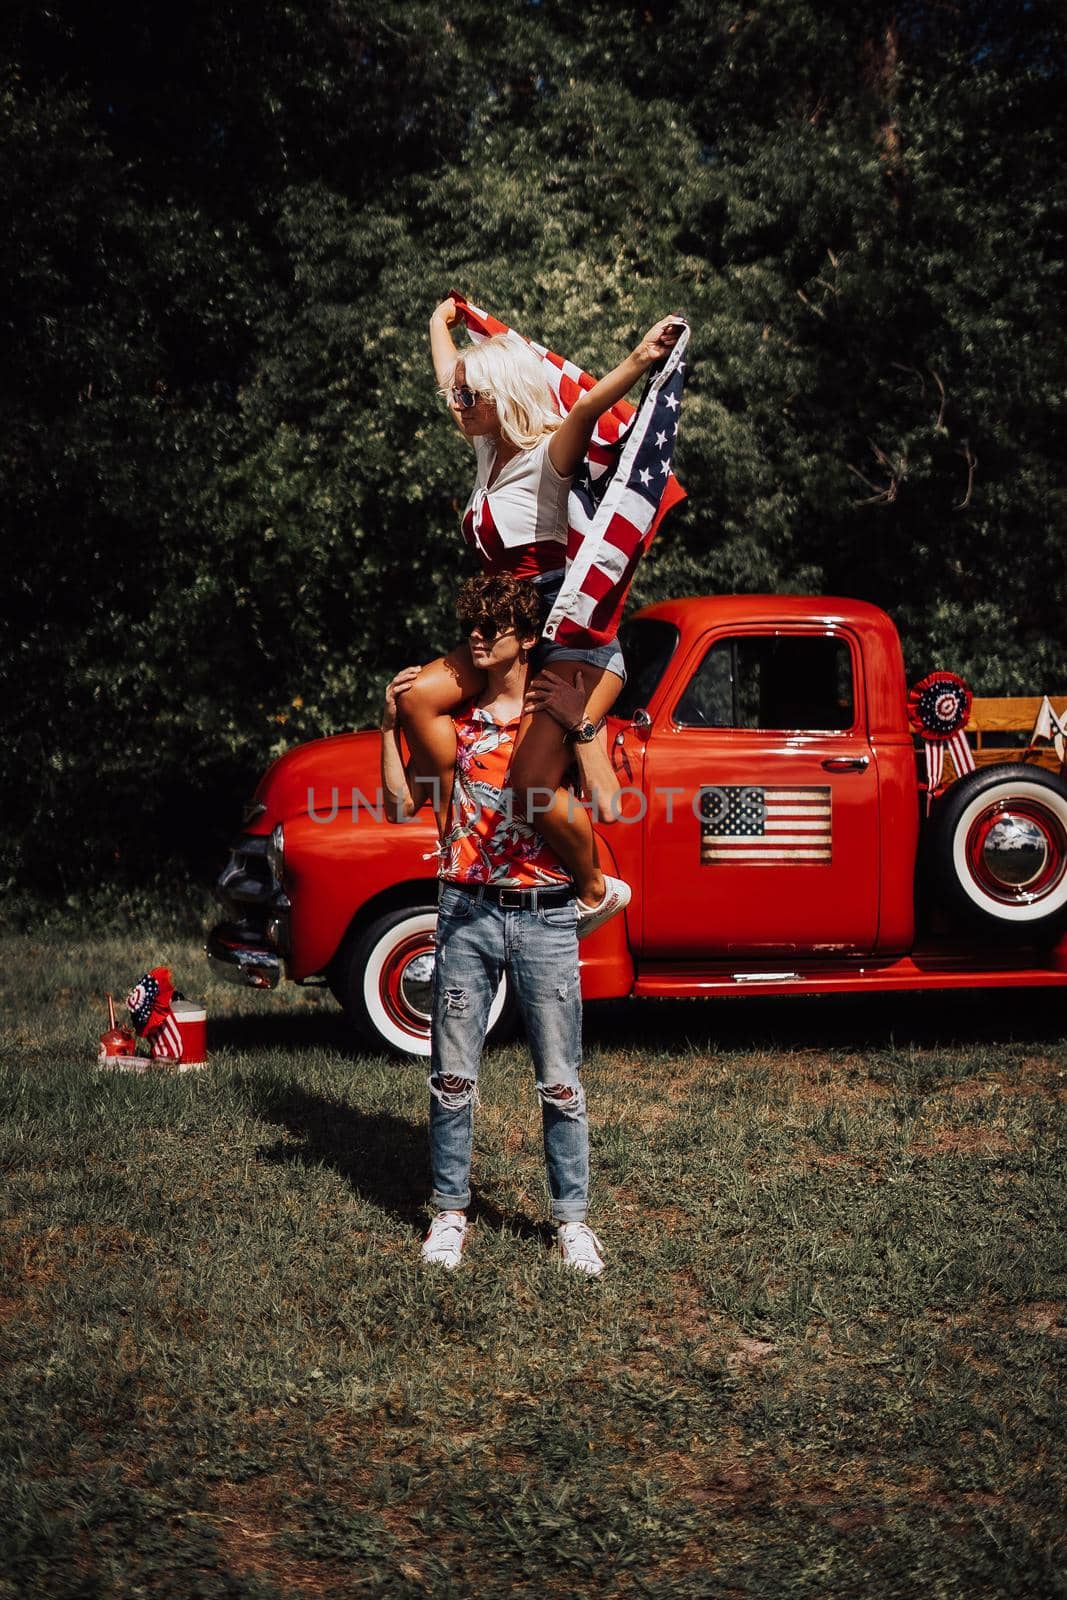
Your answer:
[498,888,522,910]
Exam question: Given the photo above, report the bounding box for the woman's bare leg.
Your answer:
[400,647,485,830]
[510,663,623,903]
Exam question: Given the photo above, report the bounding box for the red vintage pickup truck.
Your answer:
[207,595,1067,1055]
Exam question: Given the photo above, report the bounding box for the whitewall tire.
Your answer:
[335,904,516,1058]
[929,765,1067,941]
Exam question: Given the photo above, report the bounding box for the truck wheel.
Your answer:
[334,904,518,1058]
[929,765,1067,941]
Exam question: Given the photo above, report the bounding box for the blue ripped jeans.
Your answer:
[429,883,588,1224]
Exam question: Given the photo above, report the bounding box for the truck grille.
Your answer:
[215,834,290,954]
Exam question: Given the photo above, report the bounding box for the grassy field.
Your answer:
[1,928,1065,1599]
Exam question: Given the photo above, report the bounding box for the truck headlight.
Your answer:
[266,822,285,887]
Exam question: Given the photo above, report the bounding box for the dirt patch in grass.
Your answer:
[913,1126,1016,1155]
[768,1071,897,1108]
[197,1478,353,1600]
[947,1057,1067,1099]
[650,1442,771,1508]
[0,1224,66,1293]
[725,1337,778,1371]
[1001,1055,1067,1091]
[1015,1300,1067,1337]
[660,1268,732,1343]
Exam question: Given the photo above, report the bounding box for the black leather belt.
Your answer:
[442,880,575,910]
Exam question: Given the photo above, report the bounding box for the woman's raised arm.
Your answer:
[547,315,685,480]
[429,297,461,390]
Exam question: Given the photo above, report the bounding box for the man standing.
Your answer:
[381,574,621,1274]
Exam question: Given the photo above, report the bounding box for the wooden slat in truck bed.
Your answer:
[942,695,1067,778]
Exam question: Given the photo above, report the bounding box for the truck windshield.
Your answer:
[613,619,680,720]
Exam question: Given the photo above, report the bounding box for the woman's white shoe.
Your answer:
[575,876,631,941]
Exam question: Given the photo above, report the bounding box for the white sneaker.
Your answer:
[557,1222,606,1276]
[575,876,631,941]
[420,1210,468,1270]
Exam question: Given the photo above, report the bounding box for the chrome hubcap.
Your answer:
[981,813,1049,888]
[399,951,436,1020]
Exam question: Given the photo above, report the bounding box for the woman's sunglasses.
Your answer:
[449,384,487,410]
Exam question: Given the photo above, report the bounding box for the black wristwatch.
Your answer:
[569,718,598,744]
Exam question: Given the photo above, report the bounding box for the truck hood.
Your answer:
[249,729,385,831]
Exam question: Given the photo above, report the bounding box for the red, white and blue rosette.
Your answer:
[907,671,975,812]
[126,966,183,1060]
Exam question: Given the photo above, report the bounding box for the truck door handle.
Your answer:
[821,756,870,772]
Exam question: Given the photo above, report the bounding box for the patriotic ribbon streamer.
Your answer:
[451,294,687,648]
[126,966,183,1060]
[907,671,975,813]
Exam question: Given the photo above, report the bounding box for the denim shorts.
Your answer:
[530,571,627,684]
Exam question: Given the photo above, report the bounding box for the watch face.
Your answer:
[574,719,597,743]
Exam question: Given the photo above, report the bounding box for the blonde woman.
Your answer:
[399,297,683,935]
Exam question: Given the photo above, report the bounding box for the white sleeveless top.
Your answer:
[461,436,571,579]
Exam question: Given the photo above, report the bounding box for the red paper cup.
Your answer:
[172,1000,208,1070]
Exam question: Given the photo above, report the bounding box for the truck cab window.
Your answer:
[675,635,855,731]
[614,619,680,721]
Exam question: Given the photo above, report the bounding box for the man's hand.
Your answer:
[524,668,588,733]
[382,665,422,732]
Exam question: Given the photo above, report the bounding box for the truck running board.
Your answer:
[635,949,1067,999]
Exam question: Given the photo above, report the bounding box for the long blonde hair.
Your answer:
[454,335,562,450]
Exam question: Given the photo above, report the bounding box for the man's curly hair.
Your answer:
[455,574,543,639]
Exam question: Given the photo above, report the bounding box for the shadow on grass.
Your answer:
[208,1008,353,1054]
[211,985,1065,1067]
[584,986,1067,1055]
[239,1075,546,1242]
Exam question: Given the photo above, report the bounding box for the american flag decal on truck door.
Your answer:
[699,786,832,864]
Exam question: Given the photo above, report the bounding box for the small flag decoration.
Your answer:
[699,785,832,865]
[1030,695,1067,766]
[125,967,183,1060]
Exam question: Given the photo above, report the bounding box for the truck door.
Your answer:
[640,626,880,956]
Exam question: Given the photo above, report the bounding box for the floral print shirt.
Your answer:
[440,704,571,889]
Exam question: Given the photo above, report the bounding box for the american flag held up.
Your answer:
[451,294,688,649]
[700,785,833,865]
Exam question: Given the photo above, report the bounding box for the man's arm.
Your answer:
[381,667,433,821]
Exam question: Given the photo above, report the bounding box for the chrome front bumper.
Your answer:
[206,924,282,990]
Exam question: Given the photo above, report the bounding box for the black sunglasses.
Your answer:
[449,383,487,410]
[467,617,515,643]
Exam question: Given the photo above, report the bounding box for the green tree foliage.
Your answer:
[2,0,1064,890]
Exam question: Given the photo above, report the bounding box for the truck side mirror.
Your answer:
[615,708,652,746]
